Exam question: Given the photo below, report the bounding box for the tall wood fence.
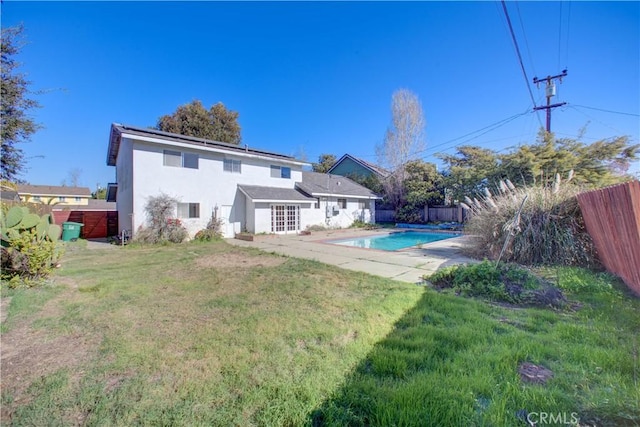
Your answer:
[52,210,118,239]
[576,180,640,296]
[375,205,467,223]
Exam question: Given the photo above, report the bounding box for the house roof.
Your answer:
[296,172,381,199]
[107,123,308,166]
[1,187,19,201]
[16,184,92,197]
[327,154,390,178]
[52,199,117,211]
[238,185,315,203]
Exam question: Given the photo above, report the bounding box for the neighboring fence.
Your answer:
[576,180,640,296]
[52,210,118,239]
[375,205,467,223]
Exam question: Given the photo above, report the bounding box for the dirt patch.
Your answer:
[518,362,554,384]
[195,252,286,269]
[0,281,100,423]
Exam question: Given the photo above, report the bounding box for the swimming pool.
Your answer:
[328,231,459,251]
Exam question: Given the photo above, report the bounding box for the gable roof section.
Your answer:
[238,185,315,203]
[296,172,381,199]
[327,154,390,178]
[17,184,91,197]
[107,123,308,166]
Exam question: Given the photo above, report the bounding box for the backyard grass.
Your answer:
[1,240,639,426]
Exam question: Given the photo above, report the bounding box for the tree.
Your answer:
[92,187,107,200]
[438,146,500,201]
[396,160,444,222]
[61,168,82,187]
[156,100,241,144]
[440,132,639,201]
[377,89,426,209]
[312,154,336,173]
[1,25,41,181]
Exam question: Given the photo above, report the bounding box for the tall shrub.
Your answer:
[461,173,598,267]
[135,194,188,244]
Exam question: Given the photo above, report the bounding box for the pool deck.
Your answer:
[226,228,476,284]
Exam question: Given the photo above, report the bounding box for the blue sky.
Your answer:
[3,1,639,191]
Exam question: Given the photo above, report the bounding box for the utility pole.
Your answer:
[533,69,567,133]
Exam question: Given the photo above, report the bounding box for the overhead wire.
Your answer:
[557,0,563,70]
[500,0,544,129]
[571,104,640,118]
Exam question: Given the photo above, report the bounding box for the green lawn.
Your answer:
[1,241,639,426]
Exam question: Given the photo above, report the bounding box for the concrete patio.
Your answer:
[226,228,476,284]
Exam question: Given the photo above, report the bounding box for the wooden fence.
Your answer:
[375,205,467,223]
[52,210,118,239]
[576,180,640,296]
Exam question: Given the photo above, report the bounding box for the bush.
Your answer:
[1,204,63,286]
[427,260,566,307]
[193,213,223,242]
[134,194,188,244]
[461,174,598,267]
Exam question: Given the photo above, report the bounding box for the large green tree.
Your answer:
[1,25,41,181]
[440,132,639,201]
[156,100,241,144]
[312,154,336,173]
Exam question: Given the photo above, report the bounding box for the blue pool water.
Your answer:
[328,231,459,251]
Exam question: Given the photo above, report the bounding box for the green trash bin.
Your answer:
[62,222,83,241]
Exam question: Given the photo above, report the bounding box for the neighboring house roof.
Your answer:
[327,154,390,178]
[107,123,308,166]
[16,184,91,197]
[238,185,315,203]
[52,199,117,211]
[296,172,381,199]
[1,187,20,201]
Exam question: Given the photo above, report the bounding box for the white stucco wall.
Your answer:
[299,197,375,230]
[128,138,304,238]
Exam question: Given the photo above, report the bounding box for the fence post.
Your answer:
[424,204,429,222]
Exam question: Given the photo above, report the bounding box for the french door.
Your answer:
[271,205,299,233]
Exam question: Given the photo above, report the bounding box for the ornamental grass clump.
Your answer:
[461,172,598,267]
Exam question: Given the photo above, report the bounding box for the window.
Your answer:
[270,165,291,179]
[358,200,367,209]
[163,150,199,169]
[337,198,347,209]
[183,152,199,169]
[75,197,82,202]
[315,198,320,209]
[224,158,241,173]
[177,203,200,219]
[58,196,66,202]
[33,196,41,201]
[163,150,182,167]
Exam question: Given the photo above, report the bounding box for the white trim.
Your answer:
[304,192,381,199]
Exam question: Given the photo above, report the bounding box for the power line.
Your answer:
[500,0,543,129]
[557,0,563,70]
[571,104,640,117]
[515,0,537,78]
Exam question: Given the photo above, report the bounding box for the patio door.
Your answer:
[271,204,299,233]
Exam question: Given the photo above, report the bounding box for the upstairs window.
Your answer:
[75,197,82,202]
[163,150,199,169]
[224,158,241,173]
[270,165,291,179]
[58,196,66,202]
[177,202,200,219]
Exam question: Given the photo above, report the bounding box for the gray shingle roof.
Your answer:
[238,185,315,202]
[296,172,381,199]
[16,184,91,197]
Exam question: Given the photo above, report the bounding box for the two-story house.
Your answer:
[106,124,380,238]
[16,184,92,206]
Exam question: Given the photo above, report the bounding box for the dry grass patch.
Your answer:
[194,250,286,269]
